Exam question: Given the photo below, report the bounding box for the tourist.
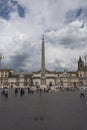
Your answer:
[28,87,31,93]
[15,88,18,95]
[80,88,85,98]
[20,88,23,96]
[39,88,42,96]
[4,87,8,97]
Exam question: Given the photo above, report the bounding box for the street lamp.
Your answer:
[0,55,4,68]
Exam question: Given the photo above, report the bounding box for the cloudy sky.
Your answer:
[0,0,87,72]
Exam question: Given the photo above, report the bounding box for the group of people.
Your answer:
[1,87,86,99]
[14,87,43,96]
[15,88,25,96]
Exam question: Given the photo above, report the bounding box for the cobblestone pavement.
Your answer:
[0,89,87,130]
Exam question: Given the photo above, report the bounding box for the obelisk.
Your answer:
[41,35,46,86]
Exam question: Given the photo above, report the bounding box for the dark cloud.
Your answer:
[46,36,77,50]
[59,37,87,49]
[2,39,41,72]
[9,53,29,70]
[51,58,78,71]
[2,39,33,71]
[65,6,87,23]
[46,21,87,50]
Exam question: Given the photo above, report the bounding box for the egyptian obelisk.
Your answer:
[41,35,46,86]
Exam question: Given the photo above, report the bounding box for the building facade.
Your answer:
[0,37,87,88]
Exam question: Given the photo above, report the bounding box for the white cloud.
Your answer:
[0,0,87,71]
[45,20,87,70]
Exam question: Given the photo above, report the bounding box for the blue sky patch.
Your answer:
[17,4,25,18]
[0,0,25,20]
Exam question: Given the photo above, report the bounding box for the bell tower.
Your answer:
[78,56,84,70]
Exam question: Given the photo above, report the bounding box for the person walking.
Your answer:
[80,88,85,98]
[28,87,30,93]
[4,87,8,97]
[39,88,42,96]
[15,88,18,95]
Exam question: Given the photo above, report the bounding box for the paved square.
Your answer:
[0,89,87,130]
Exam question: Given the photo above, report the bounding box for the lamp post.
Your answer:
[0,55,4,68]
